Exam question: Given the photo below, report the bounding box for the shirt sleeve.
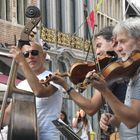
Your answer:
[131,70,140,100]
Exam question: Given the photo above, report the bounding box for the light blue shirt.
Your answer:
[119,68,140,140]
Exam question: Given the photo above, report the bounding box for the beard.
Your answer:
[122,44,139,61]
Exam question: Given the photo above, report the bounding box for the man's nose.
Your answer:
[28,52,34,58]
[115,43,123,52]
[96,50,100,56]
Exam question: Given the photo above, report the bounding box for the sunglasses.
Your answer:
[23,50,39,58]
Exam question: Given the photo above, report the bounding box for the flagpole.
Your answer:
[73,19,87,36]
[84,2,98,61]
[123,1,130,20]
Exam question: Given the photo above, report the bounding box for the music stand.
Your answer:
[52,119,82,140]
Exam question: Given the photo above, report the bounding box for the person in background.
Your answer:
[2,42,63,140]
[59,111,70,140]
[59,111,69,125]
[72,109,93,140]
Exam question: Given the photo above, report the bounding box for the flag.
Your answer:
[87,10,95,30]
[96,0,104,12]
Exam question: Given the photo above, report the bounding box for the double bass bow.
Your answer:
[0,6,41,140]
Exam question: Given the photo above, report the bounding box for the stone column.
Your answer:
[74,0,86,38]
[61,0,74,34]
[46,0,60,30]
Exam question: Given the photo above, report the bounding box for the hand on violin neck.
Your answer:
[82,70,100,88]
[85,70,96,79]
[86,72,108,92]
[85,70,102,82]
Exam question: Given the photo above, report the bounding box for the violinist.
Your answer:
[2,42,63,140]
[48,26,127,137]
[96,17,140,140]
[95,26,127,104]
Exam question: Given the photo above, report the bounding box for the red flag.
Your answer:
[87,10,95,30]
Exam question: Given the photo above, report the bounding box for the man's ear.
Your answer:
[43,50,47,59]
[137,38,140,46]
[135,38,140,50]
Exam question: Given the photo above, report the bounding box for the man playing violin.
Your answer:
[48,26,128,138]
[2,42,63,140]
[94,26,128,138]
[95,26,116,57]
[97,17,140,140]
[95,26,127,104]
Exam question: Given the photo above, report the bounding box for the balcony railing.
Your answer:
[41,26,92,52]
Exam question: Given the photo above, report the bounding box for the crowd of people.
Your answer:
[1,16,140,140]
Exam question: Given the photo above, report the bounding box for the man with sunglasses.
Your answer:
[3,42,63,140]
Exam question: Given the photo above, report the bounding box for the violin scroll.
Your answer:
[40,74,52,86]
[40,72,70,86]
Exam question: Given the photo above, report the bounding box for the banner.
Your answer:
[96,0,104,12]
[87,10,95,30]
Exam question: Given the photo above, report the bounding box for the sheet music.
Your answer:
[52,119,82,140]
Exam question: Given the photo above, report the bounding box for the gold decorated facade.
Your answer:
[41,26,92,52]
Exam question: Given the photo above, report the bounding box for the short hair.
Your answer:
[113,17,140,39]
[95,26,114,41]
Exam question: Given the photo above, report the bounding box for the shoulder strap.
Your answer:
[76,124,84,137]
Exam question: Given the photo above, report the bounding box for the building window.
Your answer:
[0,0,11,21]
[17,0,27,25]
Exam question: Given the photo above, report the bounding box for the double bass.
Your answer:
[0,6,41,140]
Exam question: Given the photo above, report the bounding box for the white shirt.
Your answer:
[17,70,63,140]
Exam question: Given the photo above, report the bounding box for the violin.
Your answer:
[102,50,140,84]
[40,51,140,90]
[67,50,140,86]
[40,56,117,87]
